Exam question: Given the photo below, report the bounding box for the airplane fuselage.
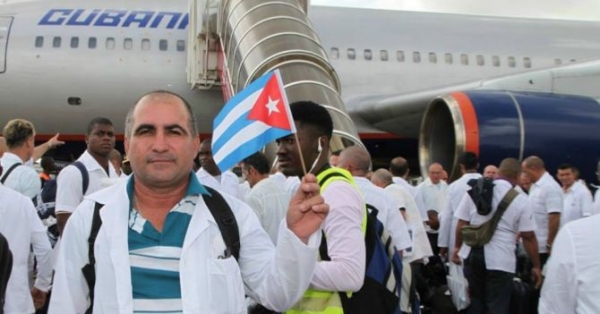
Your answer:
[2,0,600,138]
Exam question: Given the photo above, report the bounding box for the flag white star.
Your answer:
[265,96,280,116]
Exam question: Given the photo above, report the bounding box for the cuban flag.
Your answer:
[212,70,296,172]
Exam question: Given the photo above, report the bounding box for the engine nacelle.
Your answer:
[419,90,600,183]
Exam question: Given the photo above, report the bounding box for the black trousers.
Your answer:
[463,247,514,314]
[527,253,549,314]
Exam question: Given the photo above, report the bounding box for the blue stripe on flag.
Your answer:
[216,127,291,172]
[212,111,253,154]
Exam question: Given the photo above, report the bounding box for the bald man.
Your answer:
[415,163,448,255]
[389,156,417,197]
[522,156,562,313]
[483,165,498,178]
[337,147,412,254]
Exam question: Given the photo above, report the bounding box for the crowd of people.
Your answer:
[0,91,598,314]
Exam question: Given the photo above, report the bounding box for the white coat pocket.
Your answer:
[208,257,246,313]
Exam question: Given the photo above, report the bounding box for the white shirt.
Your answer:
[528,172,563,253]
[383,184,433,263]
[0,185,52,314]
[49,179,321,313]
[55,150,119,214]
[416,178,448,233]
[313,180,366,291]
[438,172,482,251]
[245,177,291,245]
[561,180,593,227]
[455,179,536,273]
[354,177,412,251]
[540,215,600,313]
[0,152,40,199]
[196,168,242,199]
[393,176,417,197]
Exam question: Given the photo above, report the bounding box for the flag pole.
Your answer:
[294,133,308,175]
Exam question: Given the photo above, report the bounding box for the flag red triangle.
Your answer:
[247,74,293,131]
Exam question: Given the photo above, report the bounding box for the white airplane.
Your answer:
[2,0,600,180]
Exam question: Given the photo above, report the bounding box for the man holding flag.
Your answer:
[277,101,366,313]
[210,69,366,313]
[50,90,330,313]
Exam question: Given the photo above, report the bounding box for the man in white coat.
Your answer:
[0,181,52,314]
[438,152,481,259]
[49,91,329,313]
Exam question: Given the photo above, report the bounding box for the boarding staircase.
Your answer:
[187,0,363,152]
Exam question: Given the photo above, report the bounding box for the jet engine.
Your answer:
[419,90,600,183]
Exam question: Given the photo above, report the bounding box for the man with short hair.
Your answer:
[483,165,498,178]
[337,146,412,254]
[241,152,291,244]
[389,156,417,197]
[416,163,448,255]
[522,155,562,313]
[55,117,119,235]
[39,156,55,187]
[371,168,433,263]
[522,156,562,259]
[453,158,542,314]
[0,119,41,199]
[196,138,242,199]
[276,101,365,313]
[556,163,592,226]
[50,91,328,313]
[438,152,481,259]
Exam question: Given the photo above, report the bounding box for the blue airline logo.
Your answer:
[38,9,189,29]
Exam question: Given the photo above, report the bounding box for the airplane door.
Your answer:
[0,17,13,73]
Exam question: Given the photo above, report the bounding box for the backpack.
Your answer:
[467,177,495,215]
[318,170,405,314]
[0,163,21,184]
[36,161,89,247]
[81,186,240,314]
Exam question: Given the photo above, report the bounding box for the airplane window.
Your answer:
[429,52,437,64]
[523,57,532,68]
[476,55,484,66]
[330,47,339,60]
[52,37,61,48]
[413,51,421,63]
[70,37,79,49]
[396,51,405,62]
[124,38,133,50]
[445,53,452,64]
[347,48,356,60]
[106,37,115,50]
[570,59,577,63]
[35,36,44,48]
[492,55,500,67]
[88,37,97,49]
[364,49,372,61]
[177,40,186,52]
[380,50,388,61]
[142,39,150,51]
[508,56,516,67]
[461,54,469,65]
[159,39,168,51]
[554,58,562,65]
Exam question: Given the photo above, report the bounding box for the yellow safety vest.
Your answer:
[286,168,367,314]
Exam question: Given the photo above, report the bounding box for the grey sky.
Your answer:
[312,0,600,21]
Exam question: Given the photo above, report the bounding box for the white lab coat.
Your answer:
[0,185,52,314]
[49,180,321,313]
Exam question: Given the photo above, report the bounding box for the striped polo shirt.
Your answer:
[127,172,209,313]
